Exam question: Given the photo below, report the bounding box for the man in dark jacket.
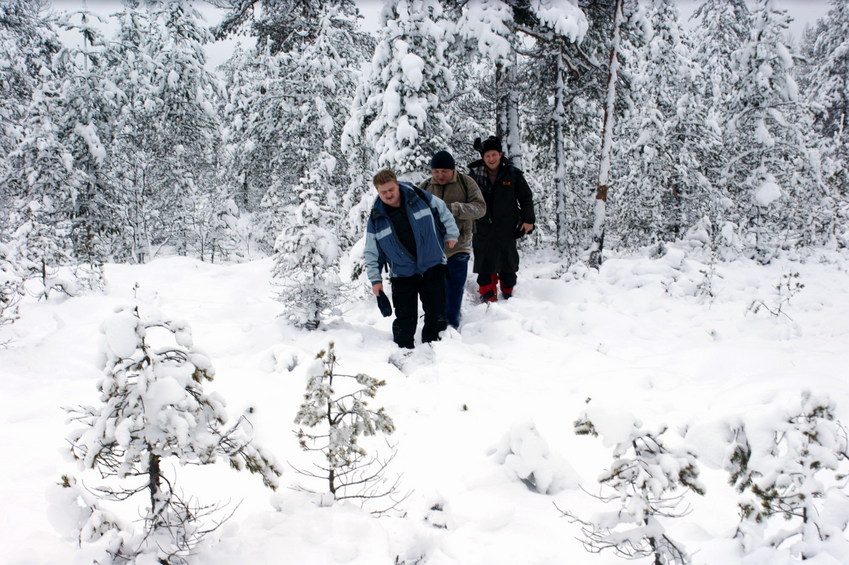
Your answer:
[468,136,535,302]
[420,150,486,329]
[365,169,459,349]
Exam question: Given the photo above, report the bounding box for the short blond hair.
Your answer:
[372,169,397,187]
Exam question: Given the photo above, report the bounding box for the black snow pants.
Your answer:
[390,265,447,349]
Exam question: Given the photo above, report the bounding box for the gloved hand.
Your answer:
[376,290,392,317]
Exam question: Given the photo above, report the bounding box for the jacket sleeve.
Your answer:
[514,169,536,225]
[430,194,460,243]
[364,218,385,284]
[451,174,486,221]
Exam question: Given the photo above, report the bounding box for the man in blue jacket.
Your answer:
[365,169,459,349]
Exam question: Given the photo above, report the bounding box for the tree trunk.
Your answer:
[148,451,164,525]
[554,45,569,248]
[589,0,624,268]
[496,53,523,170]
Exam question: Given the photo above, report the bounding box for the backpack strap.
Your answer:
[457,173,469,200]
[411,184,447,239]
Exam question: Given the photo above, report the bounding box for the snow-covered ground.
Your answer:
[2,243,848,565]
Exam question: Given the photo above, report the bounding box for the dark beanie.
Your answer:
[480,136,502,155]
[430,150,456,170]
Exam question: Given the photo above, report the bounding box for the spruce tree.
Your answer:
[798,0,849,247]
[613,0,708,248]
[272,170,343,330]
[723,0,825,260]
[344,0,455,175]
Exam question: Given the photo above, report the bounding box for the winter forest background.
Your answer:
[2,0,847,310]
[3,1,849,564]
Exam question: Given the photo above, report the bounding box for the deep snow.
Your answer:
[2,243,848,565]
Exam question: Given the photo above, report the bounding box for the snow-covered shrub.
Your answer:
[565,408,705,565]
[747,270,804,320]
[488,420,575,494]
[293,342,402,511]
[0,243,25,334]
[728,391,849,561]
[48,474,131,564]
[272,173,345,330]
[65,304,281,564]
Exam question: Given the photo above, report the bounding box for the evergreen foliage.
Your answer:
[65,304,281,564]
[798,0,849,247]
[567,409,704,565]
[723,0,825,260]
[0,242,24,334]
[728,391,849,560]
[344,0,455,175]
[613,0,706,248]
[0,0,847,282]
[293,342,401,510]
[272,170,344,330]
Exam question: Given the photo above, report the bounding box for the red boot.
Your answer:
[479,274,499,303]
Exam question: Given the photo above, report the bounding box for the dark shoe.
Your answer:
[480,289,497,303]
[501,287,513,300]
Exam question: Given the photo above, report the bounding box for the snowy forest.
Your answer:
[1,0,848,312]
[2,1,849,565]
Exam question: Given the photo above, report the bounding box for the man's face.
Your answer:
[376,180,401,207]
[431,168,454,186]
[483,150,502,171]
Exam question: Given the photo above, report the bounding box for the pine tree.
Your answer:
[0,1,83,296]
[455,0,520,161]
[222,42,292,254]
[271,5,365,249]
[52,10,116,290]
[293,342,400,510]
[613,0,709,248]
[517,1,591,252]
[729,391,849,560]
[566,410,705,565]
[0,242,24,334]
[150,1,226,260]
[689,0,753,252]
[6,73,84,297]
[101,7,164,263]
[66,304,282,564]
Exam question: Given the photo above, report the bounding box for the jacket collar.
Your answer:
[371,183,419,218]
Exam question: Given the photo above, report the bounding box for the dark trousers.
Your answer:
[445,253,469,329]
[390,265,447,349]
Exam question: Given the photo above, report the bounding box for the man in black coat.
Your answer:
[468,136,535,302]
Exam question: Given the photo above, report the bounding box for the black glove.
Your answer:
[514,221,534,238]
[376,290,392,317]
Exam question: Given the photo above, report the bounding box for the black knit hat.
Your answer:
[475,135,502,156]
[430,150,456,170]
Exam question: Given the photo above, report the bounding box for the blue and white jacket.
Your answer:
[365,182,459,284]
